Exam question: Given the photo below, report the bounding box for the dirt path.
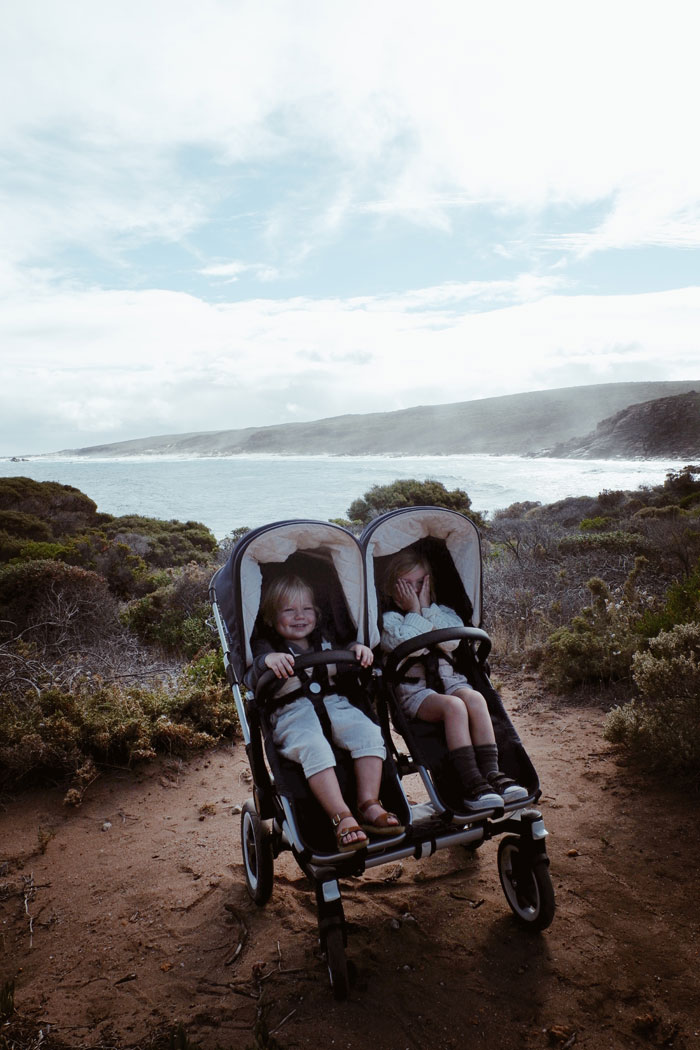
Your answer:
[2,672,699,1050]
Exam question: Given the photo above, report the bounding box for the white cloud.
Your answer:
[200,261,282,283]
[2,0,700,266]
[2,281,699,453]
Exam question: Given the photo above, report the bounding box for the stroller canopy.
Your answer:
[211,520,369,682]
[361,506,483,632]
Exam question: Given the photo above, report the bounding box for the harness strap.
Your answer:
[401,647,457,693]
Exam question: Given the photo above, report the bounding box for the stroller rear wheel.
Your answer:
[241,799,274,906]
[497,834,555,931]
[324,925,349,1001]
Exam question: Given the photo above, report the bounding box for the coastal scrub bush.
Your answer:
[635,559,700,638]
[604,622,700,783]
[122,562,214,657]
[0,477,99,534]
[103,515,217,567]
[0,663,237,785]
[539,563,647,691]
[0,559,118,643]
[347,478,484,528]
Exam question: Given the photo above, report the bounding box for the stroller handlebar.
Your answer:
[255,649,368,704]
[384,626,492,676]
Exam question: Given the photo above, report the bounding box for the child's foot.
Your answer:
[486,771,529,803]
[358,799,404,837]
[460,777,504,816]
[332,811,367,852]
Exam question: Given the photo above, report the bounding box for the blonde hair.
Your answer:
[381,549,435,603]
[260,574,319,628]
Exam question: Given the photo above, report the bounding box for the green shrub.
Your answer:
[0,509,52,543]
[122,562,214,657]
[0,477,99,534]
[579,516,611,531]
[636,560,700,638]
[0,663,238,785]
[604,622,700,783]
[540,569,645,691]
[103,515,217,567]
[558,530,645,555]
[0,559,118,643]
[346,478,484,528]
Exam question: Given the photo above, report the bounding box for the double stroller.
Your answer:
[209,507,554,999]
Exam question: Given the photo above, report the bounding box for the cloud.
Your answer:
[200,261,282,283]
[2,0,700,271]
[2,280,699,453]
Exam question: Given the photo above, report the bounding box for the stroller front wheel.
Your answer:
[325,925,349,1001]
[497,834,555,931]
[241,799,274,906]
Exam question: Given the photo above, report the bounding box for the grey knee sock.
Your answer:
[449,745,482,789]
[474,743,499,778]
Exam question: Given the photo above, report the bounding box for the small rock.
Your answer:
[102,821,112,832]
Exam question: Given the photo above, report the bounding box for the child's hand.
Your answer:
[418,573,431,610]
[395,577,421,614]
[350,643,374,668]
[264,652,295,679]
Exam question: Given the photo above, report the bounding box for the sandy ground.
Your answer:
[1,670,699,1050]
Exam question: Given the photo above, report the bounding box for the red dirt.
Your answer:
[2,670,699,1050]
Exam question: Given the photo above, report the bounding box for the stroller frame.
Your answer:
[210,513,554,1000]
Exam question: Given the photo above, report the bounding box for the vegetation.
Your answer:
[346,477,485,528]
[0,477,234,790]
[485,466,700,781]
[3,465,700,789]
[604,623,700,785]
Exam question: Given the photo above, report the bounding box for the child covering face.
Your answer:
[247,574,403,852]
[380,549,528,815]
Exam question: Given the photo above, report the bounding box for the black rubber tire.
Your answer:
[497,834,555,931]
[240,799,274,906]
[325,925,349,1001]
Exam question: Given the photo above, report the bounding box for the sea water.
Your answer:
[0,454,687,540]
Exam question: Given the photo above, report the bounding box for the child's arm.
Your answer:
[380,609,436,651]
[246,639,295,688]
[419,604,464,652]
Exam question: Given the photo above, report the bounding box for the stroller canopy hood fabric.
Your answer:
[211,520,368,680]
[361,506,483,631]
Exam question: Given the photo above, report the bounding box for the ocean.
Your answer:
[1,454,686,540]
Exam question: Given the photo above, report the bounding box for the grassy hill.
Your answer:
[48,380,700,458]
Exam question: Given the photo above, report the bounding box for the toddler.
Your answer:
[247,573,403,851]
[380,549,528,814]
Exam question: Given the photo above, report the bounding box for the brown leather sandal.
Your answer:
[331,811,367,853]
[358,799,405,837]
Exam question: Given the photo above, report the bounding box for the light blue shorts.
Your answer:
[396,668,471,720]
[270,692,386,778]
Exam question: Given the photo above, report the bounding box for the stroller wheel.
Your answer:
[325,925,349,1001]
[497,835,555,931]
[241,799,274,906]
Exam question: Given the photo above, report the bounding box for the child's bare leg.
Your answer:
[354,755,400,827]
[453,686,495,746]
[307,767,367,845]
[417,692,472,750]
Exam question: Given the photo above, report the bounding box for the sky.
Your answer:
[2,0,700,455]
